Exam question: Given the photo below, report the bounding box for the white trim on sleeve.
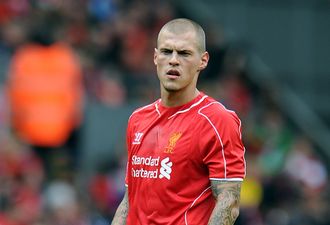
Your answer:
[209,178,243,182]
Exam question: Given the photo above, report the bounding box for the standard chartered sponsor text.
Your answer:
[132,155,160,166]
[132,167,159,178]
[131,155,172,180]
[131,155,160,179]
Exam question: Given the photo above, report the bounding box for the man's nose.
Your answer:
[169,52,179,65]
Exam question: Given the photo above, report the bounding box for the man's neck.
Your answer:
[161,89,200,107]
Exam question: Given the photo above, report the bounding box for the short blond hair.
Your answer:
[157,18,206,53]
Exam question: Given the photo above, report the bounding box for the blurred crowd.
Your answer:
[0,0,329,225]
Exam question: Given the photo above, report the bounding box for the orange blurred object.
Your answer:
[7,42,83,147]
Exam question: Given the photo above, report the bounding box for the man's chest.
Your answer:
[130,116,196,158]
[128,116,203,182]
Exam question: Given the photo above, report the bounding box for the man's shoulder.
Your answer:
[129,99,160,119]
[198,95,238,122]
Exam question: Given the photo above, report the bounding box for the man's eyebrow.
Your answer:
[159,47,172,51]
[158,47,193,54]
[178,50,192,54]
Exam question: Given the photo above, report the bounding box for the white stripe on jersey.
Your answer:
[184,186,211,225]
[198,102,227,178]
[209,178,243,182]
[168,95,208,119]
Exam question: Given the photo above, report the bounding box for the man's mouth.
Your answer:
[166,70,180,77]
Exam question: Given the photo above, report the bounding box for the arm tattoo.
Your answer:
[111,188,129,225]
[208,180,242,225]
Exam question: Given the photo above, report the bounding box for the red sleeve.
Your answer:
[198,103,246,180]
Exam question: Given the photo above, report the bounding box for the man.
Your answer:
[111,18,246,225]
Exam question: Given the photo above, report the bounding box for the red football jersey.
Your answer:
[125,92,246,225]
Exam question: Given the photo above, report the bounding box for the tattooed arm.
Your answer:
[111,188,129,225]
[208,180,242,225]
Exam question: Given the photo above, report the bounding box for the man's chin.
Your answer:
[163,86,179,92]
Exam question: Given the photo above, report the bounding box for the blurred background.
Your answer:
[0,0,329,224]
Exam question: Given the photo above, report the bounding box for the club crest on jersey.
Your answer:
[133,132,143,145]
[164,132,182,154]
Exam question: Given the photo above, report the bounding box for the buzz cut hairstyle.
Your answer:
[157,18,206,53]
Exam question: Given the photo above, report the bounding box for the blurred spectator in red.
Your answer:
[0,0,30,25]
[219,74,252,117]
[88,158,126,225]
[0,137,44,225]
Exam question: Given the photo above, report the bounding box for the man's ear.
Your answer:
[154,48,158,66]
[198,51,209,71]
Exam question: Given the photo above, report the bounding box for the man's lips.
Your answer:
[166,70,180,78]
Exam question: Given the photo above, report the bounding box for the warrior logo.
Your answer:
[164,132,182,154]
[159,157,172,180]
[133,132,143,145]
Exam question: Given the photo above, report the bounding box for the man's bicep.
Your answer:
[208,180,242,225]
[120,187,129,211]
[122,187,129,202]
[210,180,241,204]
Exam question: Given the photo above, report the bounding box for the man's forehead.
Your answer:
[159,29,195,39]
[159,41,194,51]
[158,30,197,49]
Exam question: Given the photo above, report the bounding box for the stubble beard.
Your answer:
[162,85,179,93]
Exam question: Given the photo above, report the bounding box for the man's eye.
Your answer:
[179,51,190,56]
[161,49,172,54]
